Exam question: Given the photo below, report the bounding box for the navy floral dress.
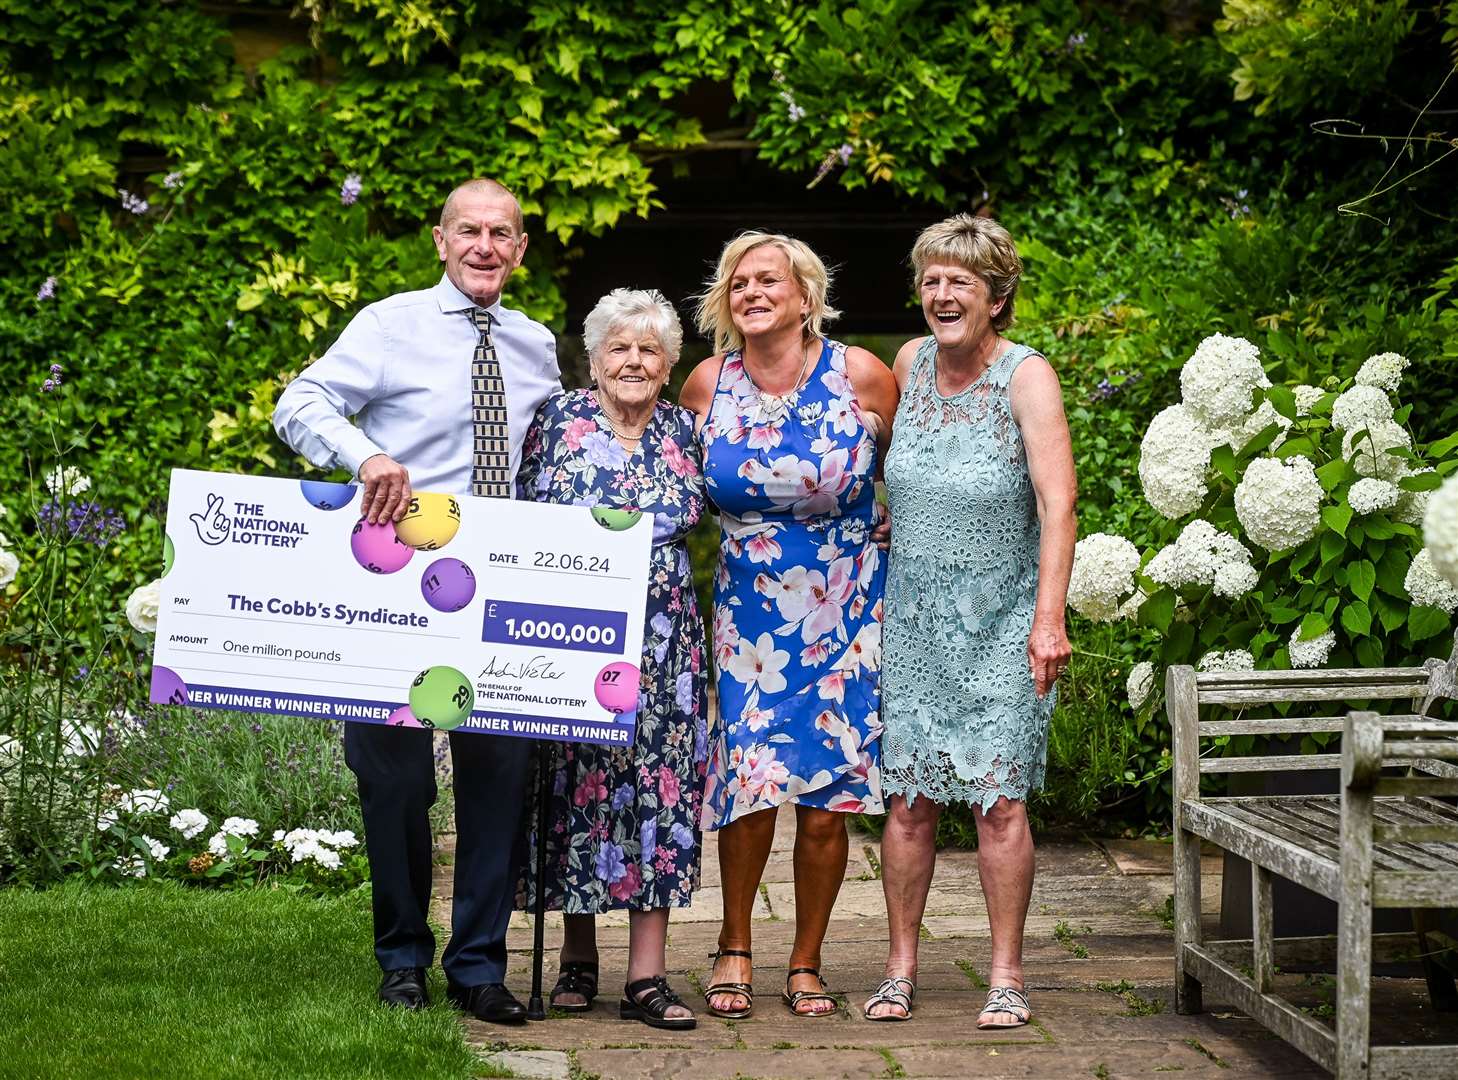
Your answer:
[516,389,708,912]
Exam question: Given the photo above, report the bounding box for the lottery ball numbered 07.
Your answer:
[408,665,474,730]
[396,492,462,550]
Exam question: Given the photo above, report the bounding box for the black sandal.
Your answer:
[782,966,838,1017]
[549,959,599,1013]
[703,948,754,1019]
[619,974,696,1030]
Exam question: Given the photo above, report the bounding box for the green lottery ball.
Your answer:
[590,507,642,532]
[407,665,473,731]
[163,534,175,576]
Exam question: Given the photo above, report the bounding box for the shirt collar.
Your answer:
[434,273,504,319]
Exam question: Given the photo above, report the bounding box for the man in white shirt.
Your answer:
[274,177,560,1023]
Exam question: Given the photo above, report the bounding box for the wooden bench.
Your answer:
[1170,634,1458,1078]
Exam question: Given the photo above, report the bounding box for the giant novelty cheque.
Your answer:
[149,469,652,747]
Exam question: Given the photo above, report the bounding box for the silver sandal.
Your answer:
[977,985,1031,1029]
[863,976,915,1021]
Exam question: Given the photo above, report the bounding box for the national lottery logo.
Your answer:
[189,493,231,546]
[189,492,312,550]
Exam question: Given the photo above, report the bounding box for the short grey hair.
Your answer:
[583,288,684,366]
[911,214,1023,331]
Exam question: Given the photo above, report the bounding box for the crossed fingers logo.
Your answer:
[189,493,230,546]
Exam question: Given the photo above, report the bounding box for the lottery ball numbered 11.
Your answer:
[408,665,474,730]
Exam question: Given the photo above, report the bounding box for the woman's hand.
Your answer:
[1027,617,1071,699]
[871,497,891,550]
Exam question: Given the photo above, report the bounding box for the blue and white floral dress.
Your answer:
[516,389,708,911]
[699,339,886,829]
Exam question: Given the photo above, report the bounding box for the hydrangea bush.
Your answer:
[1067,336,1458,719]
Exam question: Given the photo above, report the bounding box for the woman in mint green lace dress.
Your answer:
[862,215,1076,1029]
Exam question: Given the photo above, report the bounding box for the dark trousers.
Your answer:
[344,721,532,987]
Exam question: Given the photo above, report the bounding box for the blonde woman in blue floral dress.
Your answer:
[862,216,1076,1028]
[517,289,706,1031]
[681,232,898,1018]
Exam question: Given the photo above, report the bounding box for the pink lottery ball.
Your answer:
[593,662,640,716]
[350,517,414,574]
[387,705,423,728]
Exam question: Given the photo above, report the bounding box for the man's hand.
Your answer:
[358,454,412,524]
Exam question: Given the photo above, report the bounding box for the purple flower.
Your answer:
[594,841,627,883]
[553,768,568,797]
[837,143,853,164]
[787,102,806,122]
[651,612,672,638]
[670,822,695,850]
[1065,31,1087,52]
[118,188,149,215]
[50,364,62,375]
[611,783,633,811]
[163,171,184,190]
[38,499,127,547]
[580,430,629,471]
[676,671,695,714]
[640,818,655,858]
[36,276,57,301]
[42,379,55,393]
[339,173,363,206]
[694,713,708,763]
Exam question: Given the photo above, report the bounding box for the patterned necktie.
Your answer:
[468,307,511,498]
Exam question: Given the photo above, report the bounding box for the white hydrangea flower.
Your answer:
[1139,404,1215,518]
[1116,587,1149,620]
[46,465,91,497]
[1180,333,1269,429]
[1144,520,1258,598]
[1127,661,1156,711]
[115,855,147,878]
[119,788,169,814]
[207,831,230,857]
[1342,420,1411,480]
[1331,385,1394,433]
[169,808,208,840]
[1405,549,1458,612]
[1212,560,1259,598]
[1347,478,1400,516]
[1198,649,1255,672]
[1234,456,1323,551]
[221,816,259,838]
[1425,475,1458,588]
[1067,533,1141,621]
[125,579,161,634]
[141,835,170,861]
[1354,352,1409,392]
[1210,400,1291,453]
[0,549,17,588]
[1289,628,1336,669]
[1293,384,1325,415]
[1393,467,1434,526]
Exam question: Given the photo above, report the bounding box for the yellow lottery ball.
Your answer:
[395,492,462,551]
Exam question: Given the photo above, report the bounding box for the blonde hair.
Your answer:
[910,214,1022,331]
[694,232,839,354]
[583,288,684,370]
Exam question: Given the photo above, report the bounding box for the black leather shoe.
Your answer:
[379,967,429,1010]
[447,981,528,1025]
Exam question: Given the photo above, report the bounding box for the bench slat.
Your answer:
[1373,870,1458,907]
[1195,667,1427,686]
[1370,1044,1458,1080]
[1181,800,1340,897]
[1384,739,1458,759]
[1373,824,1458,844]
[1198,684,1433,704]
[1282,799,1455,872]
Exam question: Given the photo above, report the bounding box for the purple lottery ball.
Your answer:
[387,705,423,728]
[300,479,358,511]
[151,665,189,707]
[421,558,475,612]
[350,517,414,574]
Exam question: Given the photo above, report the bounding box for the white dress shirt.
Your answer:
[273,274,561,497]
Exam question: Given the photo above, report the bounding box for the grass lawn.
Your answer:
[0,881,484,1080]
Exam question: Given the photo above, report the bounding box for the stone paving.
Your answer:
[430,814,1444,1079]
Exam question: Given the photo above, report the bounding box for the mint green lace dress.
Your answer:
[881,339,1053,811]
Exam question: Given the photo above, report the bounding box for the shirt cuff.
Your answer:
[334,428,387,479]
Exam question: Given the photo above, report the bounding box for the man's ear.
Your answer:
[432,225,447,262]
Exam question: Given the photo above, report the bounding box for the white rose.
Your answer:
[221,816,260,838]
[125,579,162,633]
[0,549,17,588]
[169,808,209,840]
[142,835,170,861]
